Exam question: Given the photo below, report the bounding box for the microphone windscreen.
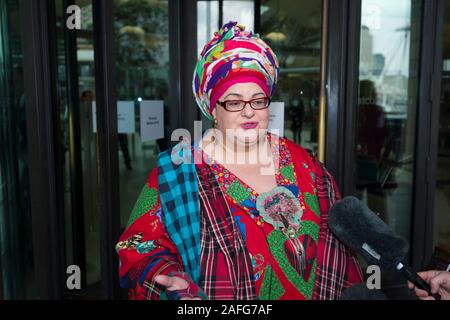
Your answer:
[328,196,409,271]
[340,284,387,300]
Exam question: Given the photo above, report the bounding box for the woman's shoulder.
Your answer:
[278,135,318,163]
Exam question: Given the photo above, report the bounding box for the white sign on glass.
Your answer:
[92,101,135,134]
[140,100,164,142]
[268,101,285,137]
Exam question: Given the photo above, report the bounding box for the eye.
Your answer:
[253,98,266,106]
[226,101,242,108]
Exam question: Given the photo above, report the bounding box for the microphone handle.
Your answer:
[397,262,441,300]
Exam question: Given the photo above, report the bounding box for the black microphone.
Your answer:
[340,284,387,300]
[328,196,441,300]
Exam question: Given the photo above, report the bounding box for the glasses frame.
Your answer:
[217,97,271,112]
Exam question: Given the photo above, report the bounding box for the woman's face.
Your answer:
[212,82,270,148]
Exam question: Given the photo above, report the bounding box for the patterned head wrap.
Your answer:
[193,21,280,120]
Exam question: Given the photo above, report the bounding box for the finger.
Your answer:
[154,275,175,288]
[170,276,189,290]
[418,296,435,301]
[417,270,440,283]
[158,275,189,291]
[180,297,202,300]
[430,272,448,294]
[414,287,430,298]
[407,281,414,289]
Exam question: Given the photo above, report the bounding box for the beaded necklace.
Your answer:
[202,134,315,227]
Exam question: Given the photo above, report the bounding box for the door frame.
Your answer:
[20,0,66,299]
[412,0,445,270]
[325,0,361,190]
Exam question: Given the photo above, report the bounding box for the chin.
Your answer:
[235,131,259,147]
[236,137,258,147]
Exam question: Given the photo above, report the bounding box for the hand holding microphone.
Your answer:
[328,196,442,300]
[408,270,450,300]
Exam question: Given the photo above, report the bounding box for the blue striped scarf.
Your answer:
[157,140,201,284]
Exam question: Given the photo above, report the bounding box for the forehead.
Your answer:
[222,82,265,96]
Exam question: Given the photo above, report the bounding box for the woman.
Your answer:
[116,21,363,300]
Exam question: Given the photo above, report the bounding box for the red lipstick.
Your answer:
[240,122,258,130]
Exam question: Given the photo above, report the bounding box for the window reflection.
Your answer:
[434,0,450,259]
[197,1,219,55]
[355,0,422,244]
[261,0,322,150]
[0,0,35,299]
[114,0,170,229]
[56,0,100,293]
[223,0,255,32]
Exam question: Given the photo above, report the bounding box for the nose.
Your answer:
[241,102,255,118]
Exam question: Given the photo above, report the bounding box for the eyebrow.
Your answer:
[223,92,265,99]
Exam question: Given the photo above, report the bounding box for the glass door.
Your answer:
[0,0,36,299]
[431,0,450,270]
[113,0,171,231]
[260,0,324,152]
[351,0,424,297]
[54,0,102,298]
[354,0,422,244]
[54,0,173,298]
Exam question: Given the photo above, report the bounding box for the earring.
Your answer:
[211,118,218,142]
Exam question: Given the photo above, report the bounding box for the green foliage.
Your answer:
[115,0,169,68]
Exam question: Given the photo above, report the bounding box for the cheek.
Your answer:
[257,110,270,125]
[219,112,240,129]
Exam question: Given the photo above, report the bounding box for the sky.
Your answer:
[361,0,414,77]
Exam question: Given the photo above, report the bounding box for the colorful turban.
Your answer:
[193,21,280,120]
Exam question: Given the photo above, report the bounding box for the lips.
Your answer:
[240,122,258,130]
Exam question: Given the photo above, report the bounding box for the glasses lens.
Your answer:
[251,97,269,109]
[225,100,245,111]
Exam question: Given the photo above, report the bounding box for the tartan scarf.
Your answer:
[157,141,201,284]
[196,159,257,300]
[307,149,364,300]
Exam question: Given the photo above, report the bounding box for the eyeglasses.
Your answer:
[217,97,271,112]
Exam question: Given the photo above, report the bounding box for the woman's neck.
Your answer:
[202,131,273,167]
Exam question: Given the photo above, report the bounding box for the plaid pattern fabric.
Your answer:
[165,272,208,300]
[196,159,257,300]
[157,141,201,284]
[140,258,180,300]
[307,149,364,300]
[120,140,362,300]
